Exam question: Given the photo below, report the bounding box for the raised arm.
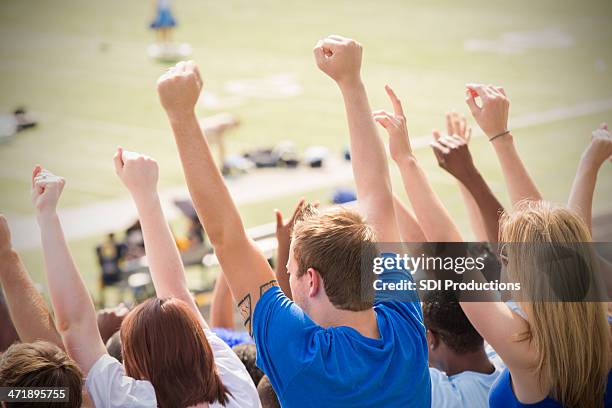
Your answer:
[314,35,400,242]
[430,115,505,243]
[568,123,611,234]
[273,199,306,299]
[0,215,63,347]
[466,84,542,205]
[32,167,106,373]
[392,196,427,243]
[373,85,462,242]
[113,147,208,327]
[157,61,275,336]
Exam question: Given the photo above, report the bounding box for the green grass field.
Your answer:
[1,0,611,300]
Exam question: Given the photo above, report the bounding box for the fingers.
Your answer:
[384,85,405,117]
[289,198,306,224]
[601,122,609,131]
[373,110,401,130]
[445,112,453,136]
[465,126,472,143]
[466,83,488,100]
[430,140,450,155]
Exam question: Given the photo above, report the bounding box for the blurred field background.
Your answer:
[0,0,611,301]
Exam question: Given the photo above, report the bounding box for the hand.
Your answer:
[97,303,130,344]
[0,214,12,258]
[430,113,478,183]
[157,60,203,119]
[31,166,65,216]
[274,199,308,249]
[113,147,159,199]
[583,123,612,166]
[313,35,362,87]
[373,85,412,162]
[465,83,510,139]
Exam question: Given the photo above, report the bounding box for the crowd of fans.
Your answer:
[0,35,611,407]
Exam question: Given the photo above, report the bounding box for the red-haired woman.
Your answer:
[32,150,260,407]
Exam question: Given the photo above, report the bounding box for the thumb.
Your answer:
[275,209,283,229]
[31,165,42,189]
[465,90,480,118]
[432,129,442,141]
[113,147,124,175]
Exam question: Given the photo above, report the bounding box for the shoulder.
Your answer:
[85,354,157,408]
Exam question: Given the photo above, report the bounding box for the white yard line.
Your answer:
[7,97,612,250]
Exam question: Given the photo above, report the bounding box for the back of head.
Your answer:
[231,343,263,385]
[121,297,230,407]
[292,205,377,311]
[257,375,280,408]
[0,341,82,408]
[500,201,610,407]
[422,290,483,354]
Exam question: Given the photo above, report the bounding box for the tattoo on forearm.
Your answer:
[237,294,252,336]
[260,279,279,297]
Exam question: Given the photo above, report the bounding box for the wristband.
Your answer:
[489,130,510,142]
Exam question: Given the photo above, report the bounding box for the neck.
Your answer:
[314,306,379,339]
[442,348,495,377]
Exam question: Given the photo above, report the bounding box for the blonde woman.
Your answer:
[462,85,611,407]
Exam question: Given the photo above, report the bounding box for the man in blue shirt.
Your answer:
[157,34,430,407]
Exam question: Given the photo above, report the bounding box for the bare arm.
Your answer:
[314,36,400,242]
[32,168,106,373]
[158,61,275,335]
[466,84,542,205]
[392,196,427,243]
[373,85,462,242]
[568,124,612,234]
[430,119,504,243]
[0,215,63,347]
[209,273,235,329]
[113,147,208,328]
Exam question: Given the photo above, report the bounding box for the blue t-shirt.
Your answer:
[489,368,612,407]
[253,286,431,407]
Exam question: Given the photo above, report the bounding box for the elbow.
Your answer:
[206,219,248,251]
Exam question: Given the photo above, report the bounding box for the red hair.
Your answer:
[121,297,229,407]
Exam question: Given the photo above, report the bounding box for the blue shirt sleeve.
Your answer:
[252,286,322,396]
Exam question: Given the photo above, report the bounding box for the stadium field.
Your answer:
[0,0,611,299]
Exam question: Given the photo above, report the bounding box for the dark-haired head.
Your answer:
[121,297,229,407]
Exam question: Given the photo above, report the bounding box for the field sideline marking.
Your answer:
[7,96,612,250]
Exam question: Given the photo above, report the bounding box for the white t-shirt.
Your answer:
[429,348,504,408]
[85,330,260,408]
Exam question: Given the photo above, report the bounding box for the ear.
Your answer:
[306,267,322,298]
[426,329,440,350]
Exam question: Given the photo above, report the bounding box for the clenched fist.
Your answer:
[465,83,510,139]
[314,35,362,87]
[31,166,65,215]
[157,60,203,119]
[583,123,612,166]
[113,147,159,199]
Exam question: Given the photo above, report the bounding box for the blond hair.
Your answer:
[500,201,610,408]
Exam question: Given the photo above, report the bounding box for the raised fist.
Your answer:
[157,60,203,118]
[113,147,159,199]
[313,35,362,87]
[373,85,412,162]
[31,167,65,215]
[465,83,510,139]
[584,123,612,166]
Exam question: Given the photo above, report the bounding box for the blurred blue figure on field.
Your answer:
[150,0,176,44]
